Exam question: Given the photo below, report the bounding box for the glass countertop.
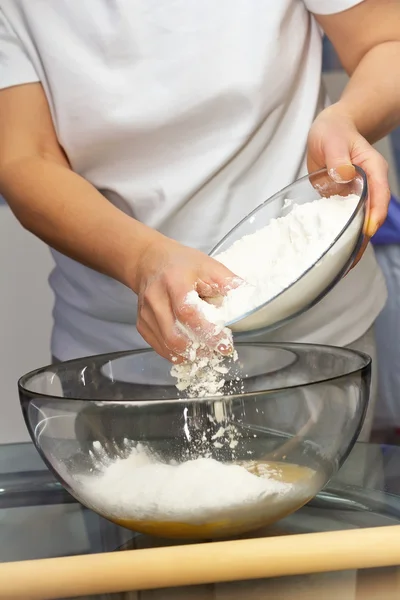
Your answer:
[0,441,399,599]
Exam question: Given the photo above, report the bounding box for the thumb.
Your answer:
[198,259,244,300]
[197,275,243,307]
[323,135,356,183]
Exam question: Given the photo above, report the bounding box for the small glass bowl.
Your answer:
[209,166,367,334]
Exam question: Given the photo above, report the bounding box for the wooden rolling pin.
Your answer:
[1,525,400,600]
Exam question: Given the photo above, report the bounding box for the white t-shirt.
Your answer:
[0,0,386,360]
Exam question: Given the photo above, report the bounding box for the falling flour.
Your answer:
[77,444,298,526]
[171,350,239,397]
[172,194,359,396]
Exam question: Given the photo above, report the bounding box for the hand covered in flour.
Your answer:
[134,236,240,362]
[307,104,391,260]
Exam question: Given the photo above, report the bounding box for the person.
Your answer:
[0,1,398,438]
[371,194,400,436]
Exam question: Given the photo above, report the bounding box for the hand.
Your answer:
[307,104,391,251]
[132,236,240,362]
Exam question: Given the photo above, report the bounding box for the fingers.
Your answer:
[137,285,189,363]
[322,131,356,184]
[315,124,390,236]
[352,234,370,269]
[175,298,234,356]
[307,109,391,272]
[329,164,356,184]
[138,276,234,364]
[197,275,243,307]
[197,262,242,296]
[171,274,234,356]
[137,252,240,363]
[136,319,175,362]
[166,260,238,356]
[360,150,390,238]
[327,145,390,266]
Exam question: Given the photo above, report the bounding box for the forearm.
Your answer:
[0,156,163,292]
[329,41,400,143]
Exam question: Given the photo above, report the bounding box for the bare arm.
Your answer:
[0,83,163,292]
[315,0,400,143]
[308,0,400,236]
[0,83,235,360]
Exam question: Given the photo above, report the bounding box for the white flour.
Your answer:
[172,194,359,396]
[200,193,359,325]
[77,444,294,525]
[171,351,229,396]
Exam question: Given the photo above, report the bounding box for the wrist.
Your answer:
[122,226,169,294]
[316,102,357,129]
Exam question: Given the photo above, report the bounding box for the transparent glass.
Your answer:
[19,343,370,540]
[210,166,367,334]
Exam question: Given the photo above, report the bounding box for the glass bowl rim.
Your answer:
[18,342,372,405]
[209,165,368,328]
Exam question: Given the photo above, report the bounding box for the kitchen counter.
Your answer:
[0,441,399,599]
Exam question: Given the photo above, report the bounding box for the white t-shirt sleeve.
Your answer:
[303,0,365,15]
[0,9,39,89]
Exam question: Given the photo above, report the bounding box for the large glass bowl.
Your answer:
[210,166,367,334]
[19,343,370,540]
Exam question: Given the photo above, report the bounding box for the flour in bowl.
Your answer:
[76,443,297,527]
[200,193,359,325]
[172,194,360,396]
